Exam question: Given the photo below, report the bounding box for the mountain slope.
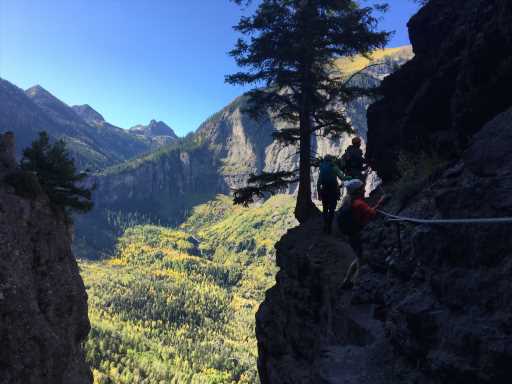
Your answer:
[72,104,106,126]
[0,78,173,170]
[25,84,153,169]
[76,47,413,258]
[127,120,178,150]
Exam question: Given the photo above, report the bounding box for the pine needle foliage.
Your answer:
[227,0,390,222]
[21,131,93,216]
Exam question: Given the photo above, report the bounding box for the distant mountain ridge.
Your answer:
[0,79,177,170]
[72,104,106,126]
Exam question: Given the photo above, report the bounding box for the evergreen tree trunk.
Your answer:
[294,91,319,223]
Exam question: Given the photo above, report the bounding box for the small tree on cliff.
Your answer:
[227,0,390,223]
[21,132,93,216]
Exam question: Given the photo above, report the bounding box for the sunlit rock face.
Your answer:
[0,133,92,384]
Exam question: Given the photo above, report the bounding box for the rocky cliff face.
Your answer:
[0,133,92,383]
[257,1,512,383]
[362,106,512,382]
[256,219,428,384]
[256,105,512,384]
[367,0,512,181]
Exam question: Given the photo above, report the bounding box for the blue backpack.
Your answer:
[319,160,337,187]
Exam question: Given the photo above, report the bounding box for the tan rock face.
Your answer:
[0,133,92,384]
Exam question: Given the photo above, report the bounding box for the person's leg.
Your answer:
[326,194,336,234]
[341,233,363,288]
[322,186,336,234]
[322,195,330,233]
[349,233,363,260]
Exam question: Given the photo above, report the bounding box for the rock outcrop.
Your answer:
[257,1,512,383]
[361,106,512,383]
[0,133,92,383]
[256,107,512,384]
[367,0,512,181]
[256,218,427,384]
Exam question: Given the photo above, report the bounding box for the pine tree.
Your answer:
[227,0,390,223]
[21,132,94,216]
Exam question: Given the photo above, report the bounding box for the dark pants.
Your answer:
[348,232,363,259]
[321,185,339,234]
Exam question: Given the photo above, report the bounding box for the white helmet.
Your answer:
[345,179,364,194]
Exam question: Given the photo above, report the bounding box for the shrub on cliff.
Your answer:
[20,131,94,216]
[4,170,43,199]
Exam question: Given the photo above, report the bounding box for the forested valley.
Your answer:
[80,195,296,384]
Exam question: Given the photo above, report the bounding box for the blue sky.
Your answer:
[0,0,420,136]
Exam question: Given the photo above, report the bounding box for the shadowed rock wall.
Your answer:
[367,0,512,181]
[257,1,512,382]
[0,132,92,384]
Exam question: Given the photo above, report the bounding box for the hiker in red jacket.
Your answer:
[338,179,385,288]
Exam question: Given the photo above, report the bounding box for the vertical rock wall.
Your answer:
[0,132,92,384]
[367,0,512,181]
[257,1,512,382]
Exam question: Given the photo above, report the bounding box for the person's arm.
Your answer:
[333,165,351,181]
[354,199,377,225]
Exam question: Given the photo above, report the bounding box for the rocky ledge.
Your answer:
[0,132,92,384]
[256,107,512,384]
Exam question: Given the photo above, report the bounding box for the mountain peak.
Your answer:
[25,84,83,124]
[25,85,55,100]
[72,104,105,125]
[129,120,177,138]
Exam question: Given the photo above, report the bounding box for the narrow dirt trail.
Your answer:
[300,226,409,384]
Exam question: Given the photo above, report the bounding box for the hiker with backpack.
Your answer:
[341,137,367,183]
[317,155,351,234]
[338,179,385,288]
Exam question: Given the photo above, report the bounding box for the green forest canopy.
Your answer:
[80,194,297,384]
